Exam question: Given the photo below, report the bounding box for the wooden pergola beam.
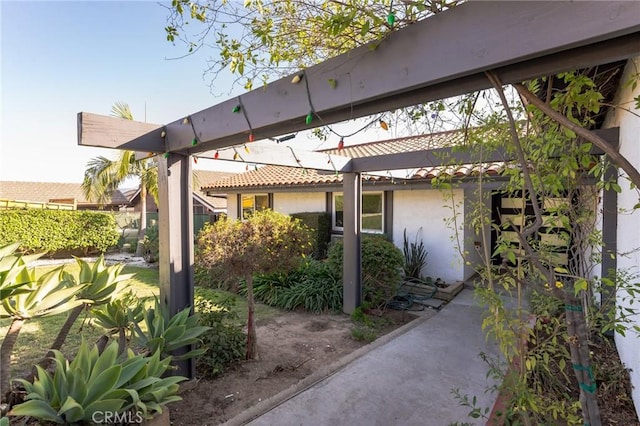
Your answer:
[78,1,640,156]
[77,112,162,152]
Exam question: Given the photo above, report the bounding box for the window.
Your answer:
[241,194,269,218]
[333,192,384,233]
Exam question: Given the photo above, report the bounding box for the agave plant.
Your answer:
[0,267,86,398]
[133,300,210,361]
[92,291,144,355]
[10,340,186,423]
[0,242,43,301]
[44,256,134,359]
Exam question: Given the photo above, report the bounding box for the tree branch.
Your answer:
[513,82,640,189]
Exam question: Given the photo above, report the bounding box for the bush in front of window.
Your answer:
[194,210,313,291]
[291,212,331,259]
[326,236,404,309]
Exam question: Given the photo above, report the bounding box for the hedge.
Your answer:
[0,209,120,255]
[291,212,331,259]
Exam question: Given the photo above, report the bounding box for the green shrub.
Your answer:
[244,260,342,313]
[291,212,331,259]
[276,260,342,312]
[327,236,404,308]
[194,288,246,378]
[141,223,159,263]
[0,209,119,255]
[195,210,313,290]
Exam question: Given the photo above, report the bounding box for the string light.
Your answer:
[306,111,314,125]
[244,144,250,154]
[379,120,389,131]
[338,138,345,151]
[291,73,304,84]
[233,152,239,160]
[232,105,241,113]
[248,133,255,142]
[192,138,198,146]
[214,151,219,159]
[194,157,198,164]
[160,130,166,138]
[387,1,395,27]
[164,152,169,159]
[387,11,395,26]
[182,117,189,125]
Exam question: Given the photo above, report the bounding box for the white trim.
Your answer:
[332,191,384,234]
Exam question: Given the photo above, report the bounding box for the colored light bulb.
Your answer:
[379,120,389,130]
[338,138,344,150]
[306,112,313,125]
[248,133,255,142]
[214,151,219,159]
[232,105,241,113]
[387,12,395,26]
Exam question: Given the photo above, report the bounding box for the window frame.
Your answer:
[239,193,270,219]
[332,191,385,234]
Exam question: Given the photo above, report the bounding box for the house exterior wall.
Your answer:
[273,192,326,215]
[392,189,464,283]
[603,57,640,417]
[226,193,239,219]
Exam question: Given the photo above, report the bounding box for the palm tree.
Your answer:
[82,102,158,256]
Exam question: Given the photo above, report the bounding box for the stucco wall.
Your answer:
[273,192,326,215]
[226,193,238,219]
[392,189,464,282]
[604,57,640,417]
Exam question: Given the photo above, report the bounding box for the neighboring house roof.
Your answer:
[195,170,236,209]
[202,130,505,193]
[0,181,128,206]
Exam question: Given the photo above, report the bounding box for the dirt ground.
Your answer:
[169,310,417,426]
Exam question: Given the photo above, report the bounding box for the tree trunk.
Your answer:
[565,292,601,426]
[117,328,127,356]
[33,305,84,374]
[245,274,257,360]
[136,185,148,256]
[1,319,25,401]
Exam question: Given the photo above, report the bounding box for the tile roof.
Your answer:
[203,130,503,192]
[194,170,237,209]
[321,130,465,158]
[0,181,128,205]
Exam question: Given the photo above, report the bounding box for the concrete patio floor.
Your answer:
[228,289,502,426]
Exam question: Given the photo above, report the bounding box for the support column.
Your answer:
[601,162,618,309]
[158,153,195,378]
[343,172,362,314]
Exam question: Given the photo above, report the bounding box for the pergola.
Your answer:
[78,1,640,377]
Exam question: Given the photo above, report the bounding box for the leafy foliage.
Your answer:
[11,340,185,423]
[402,228,428,280]
[132,300,210,361]
[0,242,43,300]
[196,210,313,288]
[141,223,159,263]
[194,288,245,378]
[165,0,459,91]
[247,260,342,313]
[0,210,120,255]
[291,212,332,259]
[327,236,404,308]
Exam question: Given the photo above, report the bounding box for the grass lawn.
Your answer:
[0,263,282,377]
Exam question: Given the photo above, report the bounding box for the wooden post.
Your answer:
[601,158,618,311]
[343,172,362,314]
[157,153,195,378]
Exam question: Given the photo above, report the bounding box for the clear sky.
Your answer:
[0,0,394,184]
[0,0,249,183]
